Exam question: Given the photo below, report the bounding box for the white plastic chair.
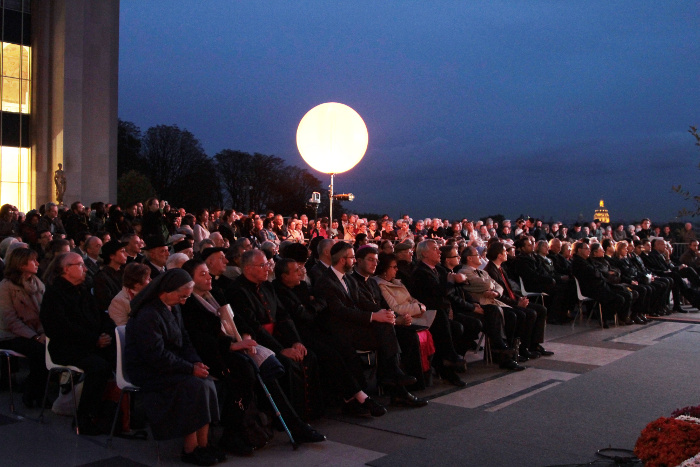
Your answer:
[39,337,84,434]
[107,325,141,447]
[519,276,548,304]
[0,349,26,415]
[572,278,615,329]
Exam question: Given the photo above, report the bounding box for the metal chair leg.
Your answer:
[69,371,79,435]
[38,370,53,423]
[107,390,126,448]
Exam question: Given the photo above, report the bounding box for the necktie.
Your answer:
[255,285,273,323]
[499,268,516,301]
[341,276,351,296]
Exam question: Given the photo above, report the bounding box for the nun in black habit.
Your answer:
[124,268,224,465]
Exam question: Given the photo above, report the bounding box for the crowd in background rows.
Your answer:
[0,198,699,465]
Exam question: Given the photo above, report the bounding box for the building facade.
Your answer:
[0,0,118,213]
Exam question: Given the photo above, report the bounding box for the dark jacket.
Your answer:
[571,255,616,300]
[511,253,556,292]
[124,298,200,390]
[314,265,372,330]
[180,291,234,380]
[408,261,451,314]
[228,274,301,354]
[93,266,123,312]
[40,276,115,365]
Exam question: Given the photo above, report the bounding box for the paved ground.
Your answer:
[1,307,699,466]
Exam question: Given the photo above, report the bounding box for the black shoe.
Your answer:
[500,359,526,371]
[204,444,227,463]
[362,397,388,417]
[292,424,326,444]
[391,391,429,407]
[675,307,689,313]
[181,447,217,466]
[439,368,467,387]
[342,399,368,416]
[534,345,554,356]
[342,398,387,417]
[520,349,540,359]
[517,354,529,362]
[380,372,417,387]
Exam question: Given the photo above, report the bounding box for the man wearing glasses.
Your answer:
[315,243,418,398]
[40,252,116,435]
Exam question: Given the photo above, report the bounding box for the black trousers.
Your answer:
[220,352,305,433]
[300,328,365,400]
[73,347,115,419]
[503,306,535,349]
[331,322,400,378]
[428,308,461,367]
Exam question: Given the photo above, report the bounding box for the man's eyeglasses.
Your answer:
[67,262,86,268]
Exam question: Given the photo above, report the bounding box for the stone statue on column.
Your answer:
[54,163,66,205]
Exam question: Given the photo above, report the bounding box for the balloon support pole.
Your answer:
[329,173,334,225]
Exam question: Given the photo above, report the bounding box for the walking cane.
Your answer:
[220,305,299,450]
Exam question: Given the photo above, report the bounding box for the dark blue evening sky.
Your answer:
[118,1,700,223]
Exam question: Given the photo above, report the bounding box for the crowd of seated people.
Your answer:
[1,199,699,465]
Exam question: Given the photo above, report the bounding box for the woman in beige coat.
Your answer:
[0,247,48,407]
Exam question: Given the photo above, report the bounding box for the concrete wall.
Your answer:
[31,0,119,207]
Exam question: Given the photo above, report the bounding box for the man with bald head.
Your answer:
[40,252,116,435]
[547,238,572,279]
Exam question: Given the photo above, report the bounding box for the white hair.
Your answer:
[166,252,189,270]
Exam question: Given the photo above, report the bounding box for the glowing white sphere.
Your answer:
[296,102,368,174]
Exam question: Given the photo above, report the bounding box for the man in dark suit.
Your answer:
[122,233,145,264]
[571,242,631,326]
[314,242,418,395]
[483,243,552,357]
[307,238,334,288]
[643,238,700,312]
[141,235,170,279]
[274,255,387,417]
[349,246,428,405]
[511,236,570,324]
[407,240,470,384]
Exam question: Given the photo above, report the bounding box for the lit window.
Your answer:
[0,147,31,212]
[1,43,30,114]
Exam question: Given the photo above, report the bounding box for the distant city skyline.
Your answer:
[119,2,699,222]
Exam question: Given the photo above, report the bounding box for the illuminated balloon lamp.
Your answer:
[297,102,368,223]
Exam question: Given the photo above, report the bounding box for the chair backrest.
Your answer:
[519,276,528,295]
[574,277,588,301]
[44,336,55,370]
[115,325,134,389]
[44,337,83,373]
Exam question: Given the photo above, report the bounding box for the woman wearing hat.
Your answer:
[124,268,224,466]
[93,239,128,312]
